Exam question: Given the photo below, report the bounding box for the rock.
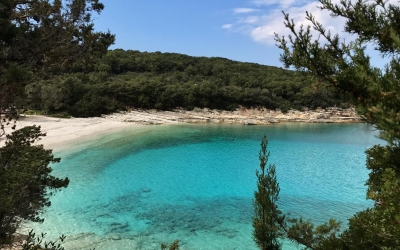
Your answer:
[108,234,121,240]
[99,107,361,125]
[244,119,257,125]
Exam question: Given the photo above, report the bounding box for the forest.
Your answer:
[23,49,350,117]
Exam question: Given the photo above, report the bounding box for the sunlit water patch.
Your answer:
[25,123,384,249]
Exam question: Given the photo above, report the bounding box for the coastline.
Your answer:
[0,107,361,152]
[103,107,361,125]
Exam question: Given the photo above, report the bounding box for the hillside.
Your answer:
[24,50,351,117]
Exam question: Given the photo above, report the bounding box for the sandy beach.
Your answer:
[0,107,361,152]
[0,115,135,152]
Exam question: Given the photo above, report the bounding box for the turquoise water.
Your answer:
[27,123,383,249]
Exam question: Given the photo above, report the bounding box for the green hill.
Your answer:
[24,49,351,117]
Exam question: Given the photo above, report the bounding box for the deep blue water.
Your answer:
[26,123,384,250]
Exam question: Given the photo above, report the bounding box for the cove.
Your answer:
[26,123,384,250]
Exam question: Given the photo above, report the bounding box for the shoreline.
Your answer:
[0,107,361,152]
[103,107,361,125]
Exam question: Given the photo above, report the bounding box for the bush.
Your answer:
[69,91,122,117]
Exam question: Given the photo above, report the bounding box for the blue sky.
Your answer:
[93,0,392,68]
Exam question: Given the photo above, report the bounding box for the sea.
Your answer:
[25,123,384,250]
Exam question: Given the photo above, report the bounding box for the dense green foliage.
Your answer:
[24,49,351,117]
[0,0,115,105]
[270,0,400,249]
[253,135,284,250]
[0,126,69,246]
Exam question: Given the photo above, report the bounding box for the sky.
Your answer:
[93,0,393,68]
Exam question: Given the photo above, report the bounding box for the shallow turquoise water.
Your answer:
[27,123,383,249]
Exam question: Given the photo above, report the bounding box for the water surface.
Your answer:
[27,123,383,249]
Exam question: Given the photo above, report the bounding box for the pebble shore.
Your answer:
[103,107,361,125]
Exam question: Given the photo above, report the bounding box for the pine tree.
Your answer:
[253,135,284,250]
[274,0,400,248]
[0,126,69,246]
[0,0,115,104]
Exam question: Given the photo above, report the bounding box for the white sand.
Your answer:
[0,115,137,152]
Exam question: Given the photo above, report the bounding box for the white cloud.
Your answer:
[226,0,351,45]
[251,0,305,8]
[222,24,233,29]
[233,8,260,14]
[252,1,349,45]
[238,16,260,24]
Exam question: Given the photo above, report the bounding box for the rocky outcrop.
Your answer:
[102,107,362,125]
